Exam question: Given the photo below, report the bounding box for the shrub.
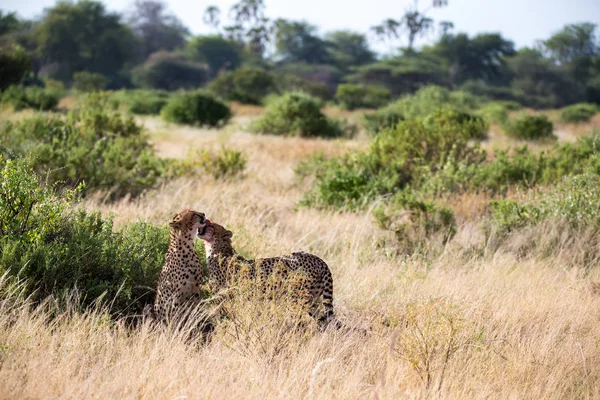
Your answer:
[185,35,242,78]
[161,91,231,127]
[478,102,510,124]
[373,190,456,254]
[0,45,31,91]
[335,83,391,110]
[0,85,61,111]
[301,109,487,209]
[363,104,405,133]
[131,51,208,90]
[171,146,246,179]
[560,103,597,123]
[424,108,488,140]
[208,67,276,105]
[109,89,170,115]
[0,94,166,199]
[72,71,108,92]
[506,114,555,140]
[0,158,203,315]
[491,172,600,233]
[251,92,345,138]
[363,86,480,133]
[275,73,331,100]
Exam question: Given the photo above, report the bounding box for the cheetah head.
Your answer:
[169,209,208,238]
[197,220,232,244]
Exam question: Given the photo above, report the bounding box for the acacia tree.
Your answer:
[203,0,273,59]
[203,6,221,32]
[371,0,447,50]
[127,0,189,59]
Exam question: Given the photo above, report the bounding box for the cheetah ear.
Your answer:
[169,218,182,228]
[224,229,233,239]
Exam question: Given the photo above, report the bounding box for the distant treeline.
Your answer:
[1,0,599,108]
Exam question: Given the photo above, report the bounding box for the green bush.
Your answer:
[373,190,456,254]
[363,104,406,133]
[207,67,276,105]
[0,45,31,91]
[335,83,392,110]
[506,114,555,140]
[424,108,488,140]
[1,85,61,111]
[301,109,487,209]
[109,89,170,115]
[478,102,510,124]
[491,172,600,233]
[0,94,166,199]
[131,51,208,91]
[560,103,597,123]
[161,91,231,127]
[251,92,345,138]
[275,72,331,100]
[72,71,108,92]
[363,85,480,133]
[0,158,202,315]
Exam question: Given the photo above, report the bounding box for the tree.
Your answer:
[402,10,434,49]
[349,52,447,96]
[508,48,581,107]
[274,20,330,64]
[542,23,598,64]
[427,32,515,85]
[186,35,242,77]
[326,30,375,71]
[131,51,207,90]
[371,0,447,50]
[225,0,272,57]
[0,44,31,90]
[203,6,221,32]
[127,0,189,59]
[438,21,454,38]
[34,0,136,84]
[0,11,20,37]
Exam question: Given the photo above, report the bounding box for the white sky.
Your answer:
[4,0,600,54]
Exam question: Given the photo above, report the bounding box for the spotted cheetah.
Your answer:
[149,209,209,323]
[197,221,335,325]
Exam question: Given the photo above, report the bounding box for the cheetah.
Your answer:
[149,209,209,323]
[196,220,336,326]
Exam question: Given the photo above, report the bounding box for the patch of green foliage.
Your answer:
[491,172,600,233]
[161,91,231,127]
[0,45,31,91]
[109,89,170,115]
[251,92,346,138]
[373,190,456,254]
[477,102,510,124]
[207,67,276,105]
[506,114,555,140]
[334,83,391,110]
[72,71,108,92]
[300,108,487,209]
[1,85,62,111]
[560,103,597,123]
[0,94,166,199]
[363,85,481,133]
[0,158,204,316]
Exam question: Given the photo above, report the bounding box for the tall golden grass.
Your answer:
[1,115,599,399]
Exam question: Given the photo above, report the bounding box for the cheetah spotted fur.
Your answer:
[197,221,335,325]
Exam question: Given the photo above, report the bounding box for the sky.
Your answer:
[4,0,600,54]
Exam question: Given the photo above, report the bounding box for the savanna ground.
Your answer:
[1,103,600,399]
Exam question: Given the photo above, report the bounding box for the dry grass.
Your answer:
[2,113,600,399]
